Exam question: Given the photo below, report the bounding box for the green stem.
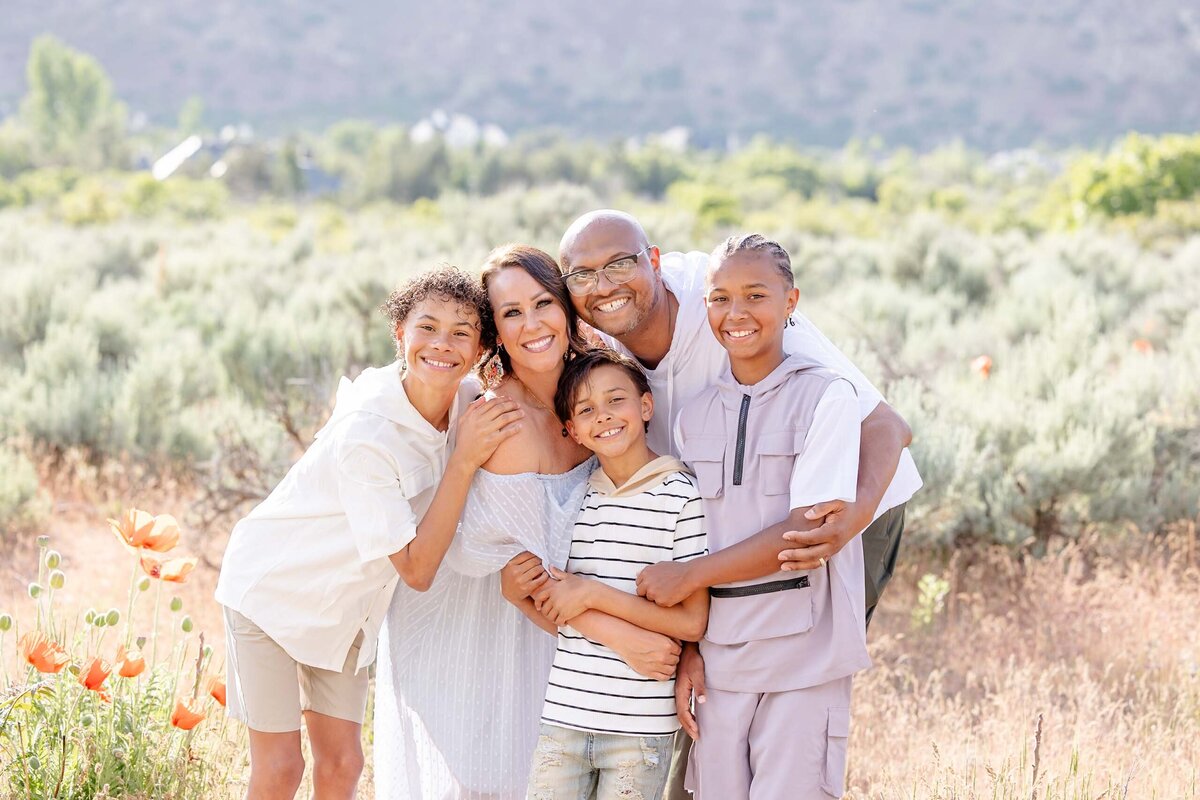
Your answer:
[124,554,140,648]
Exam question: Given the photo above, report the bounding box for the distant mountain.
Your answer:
[3,0,1199,149]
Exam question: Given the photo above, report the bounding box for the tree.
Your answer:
[20,36,127,169]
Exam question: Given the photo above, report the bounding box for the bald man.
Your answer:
[558,210,922,798]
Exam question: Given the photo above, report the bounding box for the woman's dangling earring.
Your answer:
[483,345,505,387]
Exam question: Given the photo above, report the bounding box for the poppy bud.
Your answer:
[137,577,151,592]
[105,609,120,626]
[28,583,42,599]
[181,616,194,633]
[170,597,183,613]
[0,613,12,632]
[45,550,62,569]
[50,570,65,590]
[36,535,49,548]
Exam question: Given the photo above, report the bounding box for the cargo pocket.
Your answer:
[821,706,851,797]
[705,582,814,645]
[756,430,805,495]
[680,438,726,499]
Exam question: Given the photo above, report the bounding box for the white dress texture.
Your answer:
[373,458,595,800]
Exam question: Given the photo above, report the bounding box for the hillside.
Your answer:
[3,0,1199,149]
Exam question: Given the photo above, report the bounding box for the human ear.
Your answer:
[785,287,800,317]
[565,419,582,444]
[641,392,654,423]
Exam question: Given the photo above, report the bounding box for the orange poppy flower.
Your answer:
[208,677,227,707]
[78,656,112,691]
[116,645,146,678]
[19,632,70,674]
[1132,338,1153,354]
[170,697,206,730]
[109,509,181,553]
[98,689,113,703]
[970,354,993,379]
[139,553,197,583]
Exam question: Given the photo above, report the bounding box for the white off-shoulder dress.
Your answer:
[373,458,594,799]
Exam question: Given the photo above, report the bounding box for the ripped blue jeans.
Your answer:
[527,723,674,800]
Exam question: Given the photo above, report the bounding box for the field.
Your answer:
[2,126,1200,798]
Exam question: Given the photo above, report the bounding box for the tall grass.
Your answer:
[0,515,244,799]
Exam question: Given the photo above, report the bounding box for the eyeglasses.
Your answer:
[562,247,651,296]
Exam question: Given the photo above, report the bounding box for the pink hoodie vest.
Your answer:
[677,354,871,693]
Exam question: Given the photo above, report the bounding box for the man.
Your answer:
[558,210,922,798]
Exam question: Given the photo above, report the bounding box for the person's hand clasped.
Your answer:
[778,499,866,570]
[635,560,694,607]
[531,567,592,625]
[453,395,524,469]
[500,551,547,604]
[610,627,681,682]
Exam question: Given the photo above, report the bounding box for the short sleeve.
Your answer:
[783,313,884,420]
[671,474,708,562]
[335,437,422,563]
[788,379,861,510]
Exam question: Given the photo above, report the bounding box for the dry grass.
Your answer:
[4,497,1198,799]
[855,525,1200,799]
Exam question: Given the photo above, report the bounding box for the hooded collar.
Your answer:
[714,352,827,411]
[588,455,691,498]
[316,361,457,440]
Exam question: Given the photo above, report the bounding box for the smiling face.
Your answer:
[564,363,654,460]
[395,297,484,391]
[488,266,571,375]
[705,251,800,379]
[560,216,662,338]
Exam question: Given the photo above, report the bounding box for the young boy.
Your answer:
[501,348,709,800]
[636,234,869,799]
[214,267,523,800]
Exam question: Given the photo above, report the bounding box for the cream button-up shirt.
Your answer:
[215,362,473,673]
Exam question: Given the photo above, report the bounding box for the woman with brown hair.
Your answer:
[373,245,681,799]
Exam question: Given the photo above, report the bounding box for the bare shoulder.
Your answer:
[482,421,543,475]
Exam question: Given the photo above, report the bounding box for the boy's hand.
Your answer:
[500,551,547,604]
[453,396,524,469]
[636,561,695,607]
[675,642,706,740]
[778,499,866,571]
[610,627,681,681]
[531,567,593,625]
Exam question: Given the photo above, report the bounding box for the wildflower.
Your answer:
[19,631,70,674]
[0,613,12,632]
[139,553,197,583]
[78,657,113,691]
[1132,338,1153,354]
[208,678,226,707]
[971,354,993,378]
[116,645,146,678]
[97,689,113,703]
[109,509,182,553]
[170,697,206,730]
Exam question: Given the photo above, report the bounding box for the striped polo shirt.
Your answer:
[539,469,707,737]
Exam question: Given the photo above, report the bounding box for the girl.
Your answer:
[215,266,522,800]
[638,234,869,799]
[374,246,682,799]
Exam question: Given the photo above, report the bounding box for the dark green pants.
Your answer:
[663,503,907,799]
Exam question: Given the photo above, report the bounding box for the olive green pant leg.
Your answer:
[861,503,906,629]
[664,727,693,800]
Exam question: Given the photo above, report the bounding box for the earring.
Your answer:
[483,351,505,387]
[787,316,797,327]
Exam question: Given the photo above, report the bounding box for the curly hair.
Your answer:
[379,265,496,360]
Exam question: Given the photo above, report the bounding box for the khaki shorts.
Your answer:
[222,607,368,733]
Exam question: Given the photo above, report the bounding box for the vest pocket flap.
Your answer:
[756,429,805,456]
[705,583,814,645]
[681,438,725,499]
[398,463,435,497]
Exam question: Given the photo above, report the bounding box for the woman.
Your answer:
[374,245,680,799]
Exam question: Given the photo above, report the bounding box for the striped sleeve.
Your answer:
[671,474,708,562]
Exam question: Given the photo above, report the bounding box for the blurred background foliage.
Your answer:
[1,37,1198,553]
